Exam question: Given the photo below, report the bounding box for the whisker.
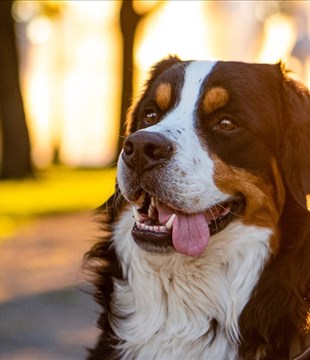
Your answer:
[217,203,240,217]
[209,207,219,233]
[212,205,226,230]
[104,162,118,170]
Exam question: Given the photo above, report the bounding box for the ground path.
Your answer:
[0,212,101,360]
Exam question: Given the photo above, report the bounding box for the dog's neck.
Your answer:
[111,206,272,359]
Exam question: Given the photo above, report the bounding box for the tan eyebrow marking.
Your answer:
[203,87,229,113]
[155,82,172,111]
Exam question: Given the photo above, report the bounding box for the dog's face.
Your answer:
[117,58,310,257]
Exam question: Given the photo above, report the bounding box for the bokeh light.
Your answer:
[8,1,310,168]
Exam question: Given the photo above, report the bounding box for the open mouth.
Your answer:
[131,192,244,257]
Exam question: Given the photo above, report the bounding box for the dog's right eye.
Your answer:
[214,118,239,132]
[143,110,158,125]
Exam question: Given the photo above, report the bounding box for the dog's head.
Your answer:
[116,57,310,257]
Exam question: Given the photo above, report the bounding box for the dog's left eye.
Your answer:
[144,110,158,125]
[215,119,239,132]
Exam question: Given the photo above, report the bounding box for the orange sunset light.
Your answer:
[12,1,310,168]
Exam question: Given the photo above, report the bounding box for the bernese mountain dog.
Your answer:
[86,57,310,359]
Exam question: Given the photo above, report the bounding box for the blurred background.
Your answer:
[1,1,310,359]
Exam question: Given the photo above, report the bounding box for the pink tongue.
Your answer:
[157,202,210,257]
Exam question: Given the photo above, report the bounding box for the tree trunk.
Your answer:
[0,0,32,178]
[117,0,141,157]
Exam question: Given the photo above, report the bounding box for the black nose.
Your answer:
[122,131,174,174]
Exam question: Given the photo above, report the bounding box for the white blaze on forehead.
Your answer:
[178,60,216,120]
[149,61,217,129]
[138,60,229,210]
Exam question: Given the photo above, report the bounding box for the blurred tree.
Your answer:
[118,0,163,157]
[118,0,141,156]
[0,0,32,178]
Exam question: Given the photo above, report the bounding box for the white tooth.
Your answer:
[133,206,142,222]
[148,206,156,219]
[148,207,153,218]
[148,198,157,219]
[136,192,145,207]
[165,214,176,230]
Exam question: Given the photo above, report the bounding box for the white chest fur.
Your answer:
[110,206,271,359]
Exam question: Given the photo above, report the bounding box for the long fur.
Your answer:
[85,58,310,360]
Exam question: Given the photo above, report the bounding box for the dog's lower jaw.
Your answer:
[110,206,272,359]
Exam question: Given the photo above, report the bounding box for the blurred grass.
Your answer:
[0,166,116,238]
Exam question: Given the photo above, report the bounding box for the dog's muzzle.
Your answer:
[120,130,245,257]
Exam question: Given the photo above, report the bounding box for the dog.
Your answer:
[86,57,310,359]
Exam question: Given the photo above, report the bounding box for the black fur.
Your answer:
[85,189,125,360]
[239,68,310,358]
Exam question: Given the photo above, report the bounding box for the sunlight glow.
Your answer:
[67,0,117,23]
[23,46,54,167]
[135,1,212,91]
[26,16,53,45]
[258,13,296,63]
[60,28,122,167]
[12,0,38,23]
[18,1,310,168]
[23,1,121,167]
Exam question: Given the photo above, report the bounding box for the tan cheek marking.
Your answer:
[155,82,172,111]
[203,87,229,113]
[212,156,285,253]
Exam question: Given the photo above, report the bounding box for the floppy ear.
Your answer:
[279,64,310,210]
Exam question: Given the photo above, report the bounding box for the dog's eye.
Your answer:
[215,119,239,132]
[144,110,158,125]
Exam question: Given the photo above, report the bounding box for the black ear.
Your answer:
[125,55,182,135]
[147,55,182,85]
[279,64,310,210]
